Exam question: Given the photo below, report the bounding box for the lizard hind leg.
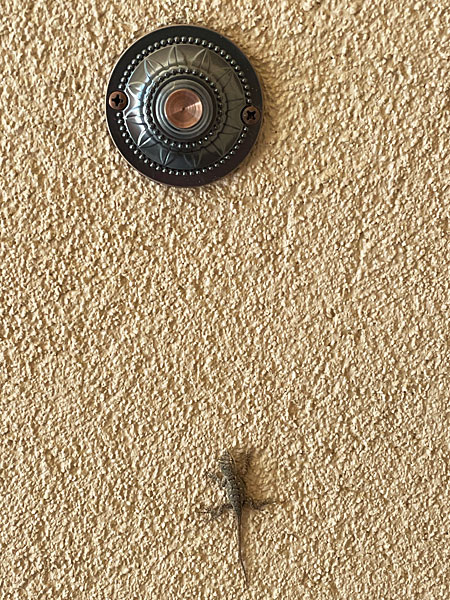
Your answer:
[197,503,233,521]
[245,497,275,510]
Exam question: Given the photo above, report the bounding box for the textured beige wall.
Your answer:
[1,0,449,598]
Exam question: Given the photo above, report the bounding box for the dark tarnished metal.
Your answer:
[105,25,263,187]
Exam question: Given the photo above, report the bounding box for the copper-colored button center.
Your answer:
[164,88,203,129]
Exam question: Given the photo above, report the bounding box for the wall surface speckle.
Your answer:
[1,0,449,598]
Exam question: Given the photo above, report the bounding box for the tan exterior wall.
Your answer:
[1,1,449,598]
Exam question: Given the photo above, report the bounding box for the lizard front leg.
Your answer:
[205,471,223,485]
[241,449,254,477]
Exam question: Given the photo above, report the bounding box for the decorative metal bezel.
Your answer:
[106,25,263,187]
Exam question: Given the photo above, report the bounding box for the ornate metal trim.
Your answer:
[106,25,263,187]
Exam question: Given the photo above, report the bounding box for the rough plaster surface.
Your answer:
[1,0,449,598]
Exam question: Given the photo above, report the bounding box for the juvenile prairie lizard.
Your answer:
[199,449,274,585]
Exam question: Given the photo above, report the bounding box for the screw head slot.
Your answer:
[241,105,261,125]
[108,91,128,110]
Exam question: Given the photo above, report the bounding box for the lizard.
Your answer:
[198,449,274,586]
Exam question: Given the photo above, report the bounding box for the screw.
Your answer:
[241,105,261,125]
[108,91,128,110]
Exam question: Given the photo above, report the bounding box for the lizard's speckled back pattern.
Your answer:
[201,449,273,585]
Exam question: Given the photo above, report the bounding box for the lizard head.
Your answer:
[218,449,235,473]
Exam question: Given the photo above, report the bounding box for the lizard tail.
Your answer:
[237,515,248,586]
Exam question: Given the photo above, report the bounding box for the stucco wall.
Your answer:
[1,1,449,598]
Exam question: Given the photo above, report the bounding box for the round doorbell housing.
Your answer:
[106,25,263,187]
